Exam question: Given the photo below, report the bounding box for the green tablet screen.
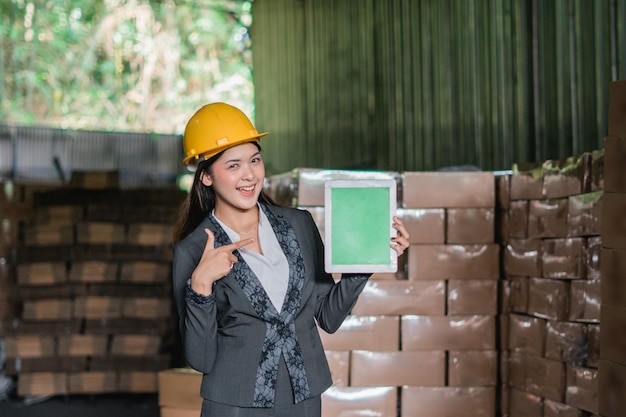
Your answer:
[324,179,397,273]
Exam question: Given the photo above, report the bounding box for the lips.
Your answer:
[237,185,256,196]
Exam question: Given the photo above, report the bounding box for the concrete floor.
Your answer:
[0,394,160,417]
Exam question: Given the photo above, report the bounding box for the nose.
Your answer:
[242,164,254,180]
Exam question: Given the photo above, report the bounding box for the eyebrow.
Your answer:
[223,151,261,164]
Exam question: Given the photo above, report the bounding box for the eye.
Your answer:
[228,163,239,169]
[251,156,262,164]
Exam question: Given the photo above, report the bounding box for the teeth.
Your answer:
[239,186,254,192]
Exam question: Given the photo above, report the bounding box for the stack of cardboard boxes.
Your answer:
[0,180,185,396]
[323,170,500,417]
[0,181,23,350]
[598,81,626,417]
[500,149,603,416]
[156,146,617,417]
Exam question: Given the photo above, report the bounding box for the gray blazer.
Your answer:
[172,204,369,407]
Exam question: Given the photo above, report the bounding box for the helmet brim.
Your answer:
[182,132,269,167]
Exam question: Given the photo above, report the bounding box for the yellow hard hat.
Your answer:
[182,102,268,166]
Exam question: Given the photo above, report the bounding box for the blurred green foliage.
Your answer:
[0,0,255,134]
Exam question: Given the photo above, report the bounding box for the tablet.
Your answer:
[324,179,397,273]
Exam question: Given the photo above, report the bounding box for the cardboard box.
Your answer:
[527,198,569,239]
[401,315,495,351]
[407,244,500,280]
[527,277,569,321]
[122,297,171,319]
[604,136,626,192]
[401,171,495,208]
[565,365,598,413]
[509,352,565,402]
[350,350,445,387]
[544,321,587,364]
[74,296,122,319]
[22,224,74,245]
[447,279,498,315]
[319,315,399,351]
[397,208,445,244]
[127,223,174,245]
[119,371,158,393]
[17,262,67,285]
[4,335,56,358]
[400,386,495,417]
[22,299,73,320]
[69,261,118,283]
[76,222,126,244]
[569,279,601,323]
[351,280,445,316]
[542,154,590,199]
[601,192,626,249]
[324,351,349,387]
[503,239,542,277]
[119,261,172,284]
[601,247,626,307]
[508,387,542,417]
[68,371,117,394]
[57,334,108,357]
[446,208,495,244]
[541,237,586,279]
[510,164,544,200]
[322,386,397,417]
[568,191,603,237]
[17,372,68,397]
[110,335,161,356]
[598,359,626,417]
[508,313,546,356]
[158,368,202,410]
[448,350,498,386]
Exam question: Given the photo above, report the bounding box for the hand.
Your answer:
[190,228,255,295]
[391,216,410,257]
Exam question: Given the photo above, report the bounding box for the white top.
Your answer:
[213,207,290,312]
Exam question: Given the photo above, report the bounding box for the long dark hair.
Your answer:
[173,143,275,243]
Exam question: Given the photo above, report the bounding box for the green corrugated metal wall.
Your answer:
[251,0,626,175]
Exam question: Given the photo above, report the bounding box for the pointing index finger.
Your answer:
[223,237,256,252]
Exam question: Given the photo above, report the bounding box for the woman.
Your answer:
[172,102,409,417]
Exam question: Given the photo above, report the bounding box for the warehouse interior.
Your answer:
[1,1,626,417]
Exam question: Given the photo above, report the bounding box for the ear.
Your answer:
[200,172,213,186]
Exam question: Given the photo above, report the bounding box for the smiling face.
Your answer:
[201,142,265,217]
